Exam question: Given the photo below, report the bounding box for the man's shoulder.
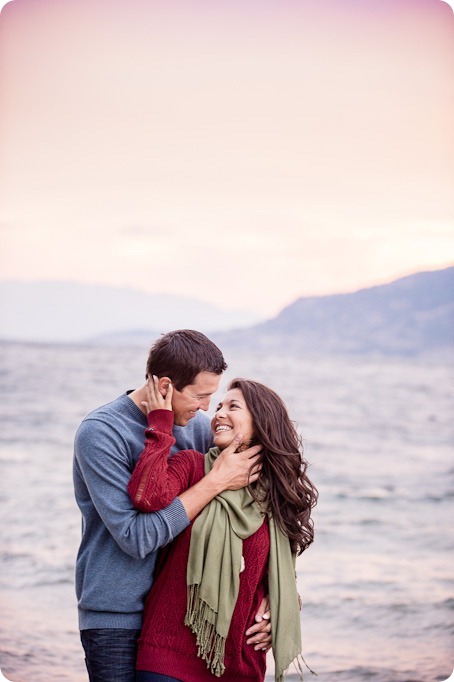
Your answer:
[82,393,131,420]
[74,393,147,465]
[76,394,143,438]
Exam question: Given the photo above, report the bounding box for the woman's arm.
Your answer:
[127,409,199,511]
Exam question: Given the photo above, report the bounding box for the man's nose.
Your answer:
[199,396,210,411]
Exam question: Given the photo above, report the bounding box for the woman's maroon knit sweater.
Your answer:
[128,410,270,682]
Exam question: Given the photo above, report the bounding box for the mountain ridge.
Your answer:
[0,267,452,354]
[212,266,454,356]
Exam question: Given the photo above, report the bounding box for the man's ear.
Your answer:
[157,376,172,397]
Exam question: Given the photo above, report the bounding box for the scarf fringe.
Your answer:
[276,653,318,682]
[185,584,227,677]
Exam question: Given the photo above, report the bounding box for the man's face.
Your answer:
[171,371,221,426]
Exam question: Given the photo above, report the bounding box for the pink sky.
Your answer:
[0,0,453,315]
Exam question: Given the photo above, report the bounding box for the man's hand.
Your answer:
[141,375,173,413]
[208,434,262,492]
[246,596,271,651]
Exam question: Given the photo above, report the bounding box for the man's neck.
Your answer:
[127,384,148,415]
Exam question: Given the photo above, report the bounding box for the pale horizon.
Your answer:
[1,0,453,318]
[2,262,453,318]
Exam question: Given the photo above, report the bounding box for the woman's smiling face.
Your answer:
[211,388,255,450]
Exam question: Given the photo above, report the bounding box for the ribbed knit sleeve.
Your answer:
[128,409,203,512]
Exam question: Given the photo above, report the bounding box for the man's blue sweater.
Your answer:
[73,392,212,630]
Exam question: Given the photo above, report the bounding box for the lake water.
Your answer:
[0,340,453,682]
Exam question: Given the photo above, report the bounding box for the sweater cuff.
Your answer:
[146,409,175,434]
[165,496,191,527]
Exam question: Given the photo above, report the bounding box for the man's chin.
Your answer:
[175,414,195,427]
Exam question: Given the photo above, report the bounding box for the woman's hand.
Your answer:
[141,375,173,414]
[245,595,272,651]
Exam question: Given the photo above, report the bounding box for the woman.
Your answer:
[128,377,318,682]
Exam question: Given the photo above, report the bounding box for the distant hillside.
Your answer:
[2,269,452,354]
[0,281,263,342]
[213,267,454,356]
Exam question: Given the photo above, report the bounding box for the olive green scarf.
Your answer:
[184,447,305,681]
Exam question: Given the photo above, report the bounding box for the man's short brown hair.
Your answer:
[146,329,227,391]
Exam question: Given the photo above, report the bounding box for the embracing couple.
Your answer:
[73,330,317,682]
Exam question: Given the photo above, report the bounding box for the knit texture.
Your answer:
[129,410,269,681]
[73,394,212,630]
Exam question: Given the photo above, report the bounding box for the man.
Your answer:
[73,329,271,682]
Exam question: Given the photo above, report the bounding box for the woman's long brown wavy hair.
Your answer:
[228,378,318,555]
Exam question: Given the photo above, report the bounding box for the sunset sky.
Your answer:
[0,0,453,316]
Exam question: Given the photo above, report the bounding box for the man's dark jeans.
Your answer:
[80,628,141,682]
